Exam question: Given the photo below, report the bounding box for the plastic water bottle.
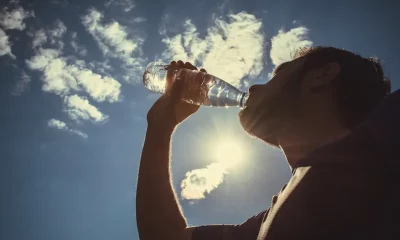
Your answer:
[143,62,249,108]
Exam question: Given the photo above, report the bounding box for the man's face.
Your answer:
[239,57,308,143]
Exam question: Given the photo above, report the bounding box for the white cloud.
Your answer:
[26,48,78,94]
[67,66,121,102]
[32,29,47,48]
[81,8,145,83]
[48,20,67,49]
[162,12,264,88]
[105,0,135,12]
[162,34,190,62]
[180,163,228,200]
[158,13,169,36]
[70,32,87,56]
[29,20,67,50]
[48,118,88,138]
[26,48,60,69]
[49,20,66,39]
[132,17,145,23]
[68,129,88,138]
[0,5,34,30]
[26,47,121,102]
[64,94,108,123]
[269,26,313,67]
[0,2,33,58]
[48,118,68,130]
[0,28,15,58]
[82,9,137,58]
[88,59,113,75]
[12,70,31,95]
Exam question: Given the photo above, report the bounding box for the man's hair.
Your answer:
[294,46,391,129]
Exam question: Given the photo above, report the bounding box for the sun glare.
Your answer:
[213,139,245,169]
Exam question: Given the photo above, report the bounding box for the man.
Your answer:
[136,46,399,239]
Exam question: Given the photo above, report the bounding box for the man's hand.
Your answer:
[147,60,207,131]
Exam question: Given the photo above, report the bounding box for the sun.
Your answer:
[212,139,246,169]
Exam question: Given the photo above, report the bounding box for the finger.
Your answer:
[169,76,185,104]
[200,68,207,73]
[167,61,177,70]
[166,61,179,88]
[177,60,185,68]
[184,62,198,70]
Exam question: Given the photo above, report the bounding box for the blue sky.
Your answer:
[1,0,399,239]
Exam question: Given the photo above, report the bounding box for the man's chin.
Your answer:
[238,107,281,146]
[238,108,271,139]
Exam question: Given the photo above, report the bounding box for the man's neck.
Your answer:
[279,126,351,169]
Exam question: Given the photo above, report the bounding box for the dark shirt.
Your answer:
[192,89,400,240]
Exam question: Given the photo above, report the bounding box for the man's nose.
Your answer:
[249,84,262,93]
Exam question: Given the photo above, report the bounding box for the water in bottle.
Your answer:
[143,62,249,108]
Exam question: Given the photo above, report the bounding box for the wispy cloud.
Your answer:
[11,70,31,95]
[0,28,14,58]
[181,163,228,200]
[131,17,145,23]
[26,48,79,95]
[64,94,108,123]
[161,12,265,88]
[0,2,34,58]
[0,4,34,30]
[32,29,47,48]
[29,20,67,50]
[26,47,121,102]
[48,20,66,39]
[269,26,313,67]
[82,9,138,59]
[67,66,121,102]
[70,32,87,56]
[81,8,145,84]
[104,0,135,12]
[158,13,169,36]
[48,118,68,129]
[48,20,67,49]
[47,118,88,138]
[68,129,88,139]
[26,18,121,125]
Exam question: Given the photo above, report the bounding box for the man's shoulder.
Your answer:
[261,162,400,239]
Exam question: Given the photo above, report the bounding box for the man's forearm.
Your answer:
[136,126,187,239]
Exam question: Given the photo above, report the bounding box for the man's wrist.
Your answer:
[147,122,176,137]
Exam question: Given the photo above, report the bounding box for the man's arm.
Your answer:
[136,60,200,240]
[136,125,192,240]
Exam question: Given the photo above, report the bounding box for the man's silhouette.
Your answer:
[136,47,399,239]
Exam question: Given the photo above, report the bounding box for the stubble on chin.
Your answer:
[238,108,255,137]
[239,106,269,139]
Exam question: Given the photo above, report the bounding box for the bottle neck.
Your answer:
[240,93,249,108]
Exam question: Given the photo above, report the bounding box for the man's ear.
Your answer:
[310,62,341,92]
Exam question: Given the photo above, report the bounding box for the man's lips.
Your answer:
[244,93,254,108]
